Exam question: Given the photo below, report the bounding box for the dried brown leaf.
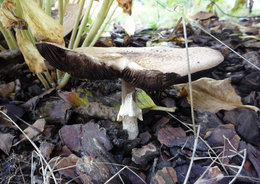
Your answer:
[20,118,46,140]
[0,81,15,97]
[174,77,259,113]
[52,154,79,179]
[19,0,64,45]
[117,0,132,15]
[16,30,47,74]
[0,132,15,155]
[0,0,27,29]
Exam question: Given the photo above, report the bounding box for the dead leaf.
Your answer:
[195,166,224,184]
[19,0,64,45]
[53,4,83,37]
[0,0,27,29]
[51,154,79,180]
[190,11,216,21]
[58,90,89,106]
[0,132,15,155]
[153,167,178,184]
[174,77,259,113]
[117,0,132,15]
[76,156,111,183]
[16,30,47,74]
[20,118,46,140]
[0,81,15,97]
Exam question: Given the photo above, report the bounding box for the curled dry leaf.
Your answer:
[0,0,27,29]
[117,0,132,15]
[19,0,64,45]
[16,30,47,74]
[174,77,259,113]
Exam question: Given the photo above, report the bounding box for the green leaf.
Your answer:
[231,0,246,14]
[135,89,176,112]
[195,0,201,5]
[206,2,214,11]
[168,0,175,6]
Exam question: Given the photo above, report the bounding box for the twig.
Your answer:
[104,166,147,184]
[182,6,196,137]
[167,112,229,174]
[183,125,200,184]
[189,20,260,71]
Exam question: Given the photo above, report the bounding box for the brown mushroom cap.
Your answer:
[36,42,224,90]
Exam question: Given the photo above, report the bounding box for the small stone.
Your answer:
[132,143,159,165]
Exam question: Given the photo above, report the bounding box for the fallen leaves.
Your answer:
[20,119,46,141]
[16,30,47,74]
[19,0,64,45]
[0,0,27,29]
[116,0,132,15]
[174,77,259,113]
[0,132,15,155]
[0,81,15,97]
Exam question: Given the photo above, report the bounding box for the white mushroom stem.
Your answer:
[117,80,143,140]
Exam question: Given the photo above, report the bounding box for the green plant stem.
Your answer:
[57,73,70,89]
[89,2,117,47]
[37,73,50,89]
[0,22,17,50]
[58,0,64,25]
[63,0,67,13]
[0,45,5,51]
[73,0,93,48]
[68,0,86,49]
[82,0,113,47]
[44,71,55,87]
[16,0,35,44]
[45,0,51,15]
[38,0,43,8]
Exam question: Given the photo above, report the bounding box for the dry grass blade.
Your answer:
[189,20,260,71]
[0,110,57,184]
[105,165,147,184]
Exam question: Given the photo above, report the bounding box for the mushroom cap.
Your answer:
[36,42,224,90]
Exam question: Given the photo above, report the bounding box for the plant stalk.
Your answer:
[68,0,86,49]
[89,2,117,47]
[82,0,112,47]
[0,22,17,50]
[73,0,94,48]
[58,0,64,25]
[44,0,51,15]
[37,73,50,89]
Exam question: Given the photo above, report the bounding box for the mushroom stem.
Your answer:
[117,80,142,140]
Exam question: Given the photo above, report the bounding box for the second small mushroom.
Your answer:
[37,43,224,140]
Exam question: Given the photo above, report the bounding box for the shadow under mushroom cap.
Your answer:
[36,42,224,90]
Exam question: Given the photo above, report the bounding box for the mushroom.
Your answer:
[36,42,224,140]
